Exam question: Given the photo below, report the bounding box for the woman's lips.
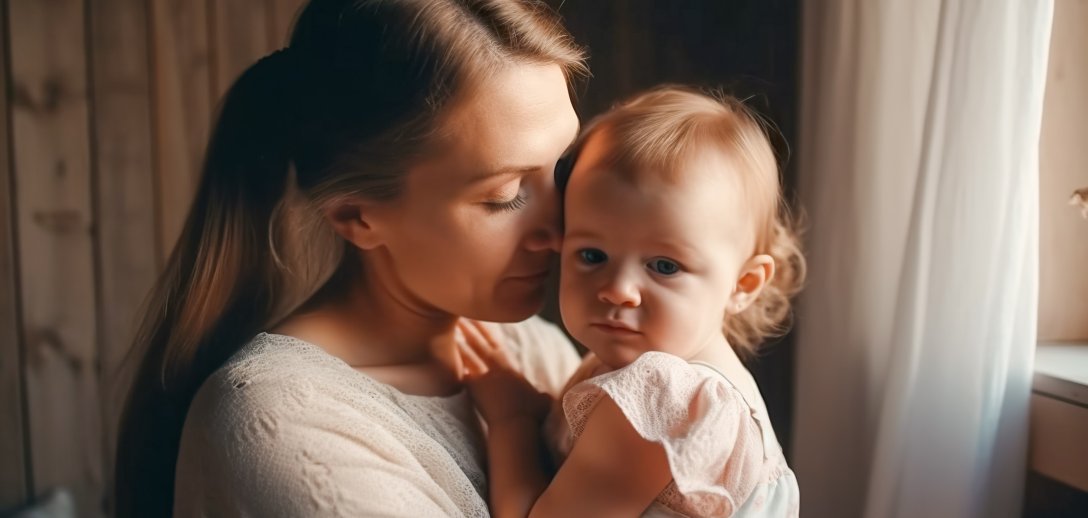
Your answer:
[509,270,550,282]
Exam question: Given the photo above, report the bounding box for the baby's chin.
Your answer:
[578,336,649,371]
[581,333,706,370]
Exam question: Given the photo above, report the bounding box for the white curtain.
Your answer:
[793,1,1053,517]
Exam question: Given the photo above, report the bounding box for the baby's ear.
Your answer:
[728,255,776,314]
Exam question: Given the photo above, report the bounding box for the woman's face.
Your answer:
[365,63,579,322]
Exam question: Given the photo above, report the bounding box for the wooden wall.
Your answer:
[0,0,307,515]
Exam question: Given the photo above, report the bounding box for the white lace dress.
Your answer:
[174,316,580,517]
[552,351,800,517]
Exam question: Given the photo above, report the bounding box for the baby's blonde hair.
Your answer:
[562,85,806,357]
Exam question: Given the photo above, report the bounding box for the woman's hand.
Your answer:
[455,319,552,425]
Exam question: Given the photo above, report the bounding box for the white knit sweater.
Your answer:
[174,317,580,517]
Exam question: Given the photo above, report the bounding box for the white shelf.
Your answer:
[1034,342,1088,408]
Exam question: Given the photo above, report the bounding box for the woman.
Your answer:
[114,0,587,516]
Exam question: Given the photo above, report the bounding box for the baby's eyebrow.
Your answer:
[649,240,701,257]
[563,229,600,242]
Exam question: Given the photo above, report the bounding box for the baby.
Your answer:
[456,86,804,517]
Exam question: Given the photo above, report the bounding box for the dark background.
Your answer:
[543,0,803,457]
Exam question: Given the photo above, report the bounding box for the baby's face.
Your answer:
[559,134,755,369]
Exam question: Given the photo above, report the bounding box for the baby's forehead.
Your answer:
[566,148,745,206]
[565,153,761,244]
[565,164,751,235]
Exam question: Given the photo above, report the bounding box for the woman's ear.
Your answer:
[727,254,776,314]
[324,201,385,250]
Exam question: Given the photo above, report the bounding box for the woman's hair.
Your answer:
[558,86,805,358]
[114,1,585,515]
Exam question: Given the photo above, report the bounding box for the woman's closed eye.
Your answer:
[483,190,529,213]
[477,176,525,212]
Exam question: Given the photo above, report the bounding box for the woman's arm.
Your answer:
[457,320,673,518]
[485,416,553,517]
[457,320,553,516]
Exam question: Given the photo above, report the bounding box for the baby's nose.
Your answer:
[598,272,641,307]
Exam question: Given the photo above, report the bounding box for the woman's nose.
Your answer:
[524,225,561,253]
[598,270,641,307]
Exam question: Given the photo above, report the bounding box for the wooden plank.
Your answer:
[87,0,157,513]
[0,0,30,508]
[149,0,213,261]
[8,0,104,516]
[211,0,275,101]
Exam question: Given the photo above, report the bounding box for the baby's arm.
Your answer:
[530,395,673,517]
[457,320,673,518]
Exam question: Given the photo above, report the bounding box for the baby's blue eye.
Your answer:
[578,248,607,265]
[648,259,681,275]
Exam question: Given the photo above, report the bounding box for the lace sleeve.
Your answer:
[561,352,766,517]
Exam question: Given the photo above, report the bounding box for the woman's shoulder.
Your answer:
[177,333,479,516]
[492,316,582,397]
[183,333,416,457]
[191,333,358,414]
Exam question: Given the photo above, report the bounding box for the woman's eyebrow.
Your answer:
[467,165,542,184]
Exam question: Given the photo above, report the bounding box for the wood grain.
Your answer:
[211,0,275,100]
[8,0,104,515]
[0,0,30,508]
[149,0,213,261]
[88,0,158,513]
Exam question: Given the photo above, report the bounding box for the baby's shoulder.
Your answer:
[563,351,756,434]
[592,351,745,404]
[561,352,772,516]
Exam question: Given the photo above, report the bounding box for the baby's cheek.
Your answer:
[652,298,703,351]
[559,267,589,299]
[557,278,587,324]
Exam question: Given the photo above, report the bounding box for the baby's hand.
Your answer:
[455,319,551,425]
